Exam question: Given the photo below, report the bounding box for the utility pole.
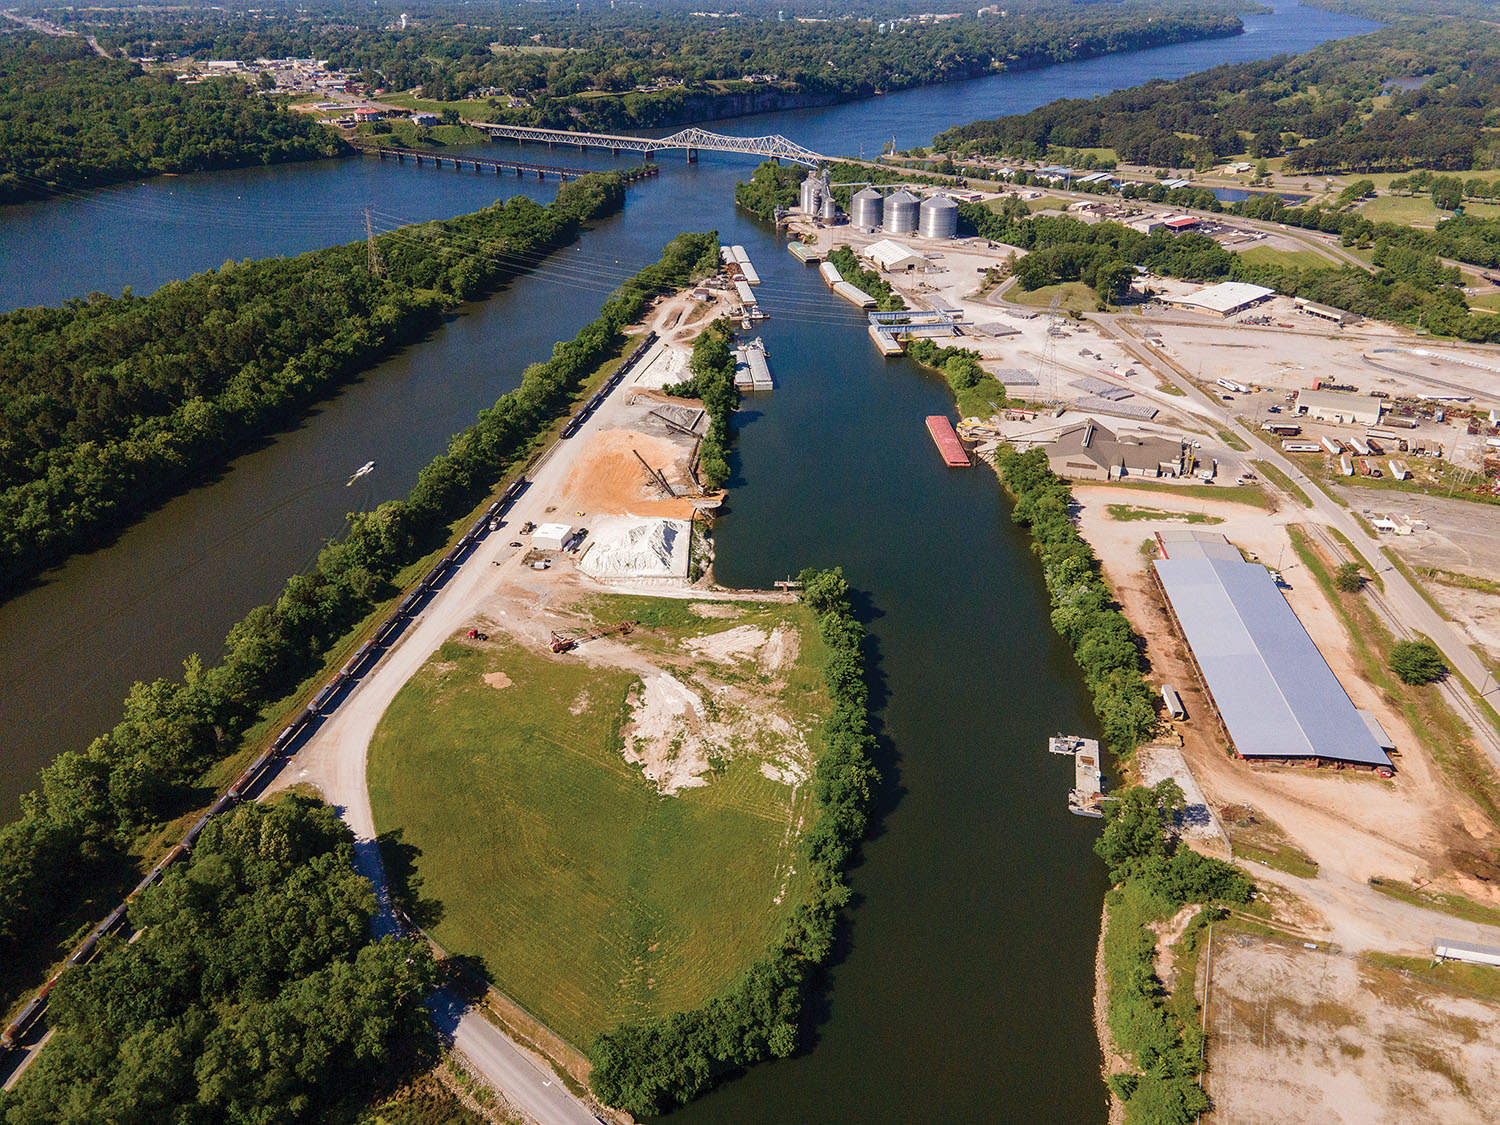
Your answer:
[365,206,385,279]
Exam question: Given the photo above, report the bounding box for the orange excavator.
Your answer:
[549,620,636,653]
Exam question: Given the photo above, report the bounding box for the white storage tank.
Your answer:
[821,194,839,223]
[883,189,919,235]
[851,187,883,229]
[918,193,958,240]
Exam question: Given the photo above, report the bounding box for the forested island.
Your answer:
[0,34,344,203]
[933,17,1500,173]
[0,172,628,591]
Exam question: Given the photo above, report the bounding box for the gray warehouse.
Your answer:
[1154,534,1393,771]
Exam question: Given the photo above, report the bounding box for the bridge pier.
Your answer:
[611,147,620,158]
[644,150,655,163]
[686,148,698,164]
[396,152,405,163]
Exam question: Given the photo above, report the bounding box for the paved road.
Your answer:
[267,342,680,1125]
[1102,330,1500,761]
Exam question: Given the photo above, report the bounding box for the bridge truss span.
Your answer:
[468,122,827,167]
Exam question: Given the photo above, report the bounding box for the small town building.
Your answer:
[353,107,380,122]
[1164,281,1275,318]
[1294,297,1357,326]
[1296,389,1383,426]
[410,112,440,126]
[1127,215,1166,234]
[1045,420,1186,481]
[1163,215,1199,231]
[863,239,928,273]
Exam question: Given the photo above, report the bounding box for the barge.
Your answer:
[925,415,971,467]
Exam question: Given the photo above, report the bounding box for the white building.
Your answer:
[1165,281,1275,318]
[863,238,928,273]
[532,523,571,551]
[1296,389,1383,426]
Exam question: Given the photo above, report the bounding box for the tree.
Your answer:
[1389,640,1446,685]
[257,70,276,90]
[1430,176,1464,212]
[1333,562,1364,592]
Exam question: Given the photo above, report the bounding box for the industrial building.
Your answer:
[864,239,928,273]
[1153,533,1393,771]
[1045,420,1185,481]
[1164,281,1275,318]
[1434,939,1500,968]
[1294,297,1357,326]
[1296,389,1383,426]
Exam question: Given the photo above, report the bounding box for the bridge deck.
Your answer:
[469,122,827,167]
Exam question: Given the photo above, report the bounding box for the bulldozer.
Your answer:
[549,620,636,654]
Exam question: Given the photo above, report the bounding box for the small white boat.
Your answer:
[346,460,376,486]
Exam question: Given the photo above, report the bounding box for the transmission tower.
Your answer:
[364,206,385,279]
[1036,292,1063,402]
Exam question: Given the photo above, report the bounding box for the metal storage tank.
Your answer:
[883,189,918,234]
[918,193,958,240]
[821,194,839,223]
[851,187,883,229]
[800,173,821,214]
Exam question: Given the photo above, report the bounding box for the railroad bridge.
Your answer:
[467,123,828,167]
[354,143,658,182]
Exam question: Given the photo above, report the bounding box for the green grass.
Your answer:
[1105,503,1224,525]
[1217,428,1250,453]
[368,600,828,1049]
[1235,246,1333,270]
[1364,953,1500,1001]
[1106,479,1269,508]
[1358,194,1448,226]
[379,91,505,122]
[1468,292,1500,312]
[1252,459,1313,508]
[1010,281,1102,314]
[1287,526,1500,825]
[356,121,490,149]
[1367,878,1500,927]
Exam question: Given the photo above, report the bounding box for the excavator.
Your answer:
[549,621,636,654]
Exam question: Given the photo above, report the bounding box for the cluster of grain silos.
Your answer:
[799,172,822,215]
[800,170,841,223]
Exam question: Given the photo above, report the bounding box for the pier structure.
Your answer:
[357,143,658,182]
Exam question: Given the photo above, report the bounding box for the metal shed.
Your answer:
[1154,537,1392,769]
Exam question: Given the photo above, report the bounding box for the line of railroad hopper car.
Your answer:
[4,472,544,1058]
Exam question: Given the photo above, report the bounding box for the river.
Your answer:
[0,0,1376,1117]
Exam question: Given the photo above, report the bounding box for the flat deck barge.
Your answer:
[925,415,971,467]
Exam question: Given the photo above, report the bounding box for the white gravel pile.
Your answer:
[580,518,690,580]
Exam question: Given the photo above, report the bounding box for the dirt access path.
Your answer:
[1071,486,1500,953]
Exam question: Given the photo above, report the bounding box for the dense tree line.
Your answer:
[663,320,737,489]
[0,231,721,1025]
[0,34,344,203]
[903,338,1007,419]
[0,172,627,592]
[0,797,438,1123]
[59,0,1244,133]
[1097,781,1252,1124]
[589,566,878,1116]
[933,20,1500,174]
[995,447,1158,753]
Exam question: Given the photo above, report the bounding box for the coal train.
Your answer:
[560,331,657,438]
[2,466,542,1056]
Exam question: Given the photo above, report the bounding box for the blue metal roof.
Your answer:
[1155,554,1392,767]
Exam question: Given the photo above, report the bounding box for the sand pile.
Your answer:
[580,518,689,580]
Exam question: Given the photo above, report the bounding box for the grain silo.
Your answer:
[918,193,959,240]
[851,187,883,230]
[821,194,839,223]
[883,189,919,235]
[800,173,821,215]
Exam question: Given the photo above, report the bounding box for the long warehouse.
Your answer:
[1154,533,1393,771]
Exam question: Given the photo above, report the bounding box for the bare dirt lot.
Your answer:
[1205,936,1500,1125]
[1070,485,1500,951]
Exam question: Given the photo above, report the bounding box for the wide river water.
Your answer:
[0,0,1376,1117]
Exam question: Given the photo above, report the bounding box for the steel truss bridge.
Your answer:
[468,122,828,167]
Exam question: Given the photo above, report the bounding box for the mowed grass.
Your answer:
[1235,245,1334,270]
[368,603,827,1049]
[1010,280,1099,314]
[1358,194,1448,226]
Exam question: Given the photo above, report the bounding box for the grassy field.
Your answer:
[1010,280,1101,314]
[1358,194,1450,226]
[368,597,828,1049]
[356,121,491,149]
[1234,245,1334,270]
[1105,503,1223,525]
[1106,479,1269,508]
